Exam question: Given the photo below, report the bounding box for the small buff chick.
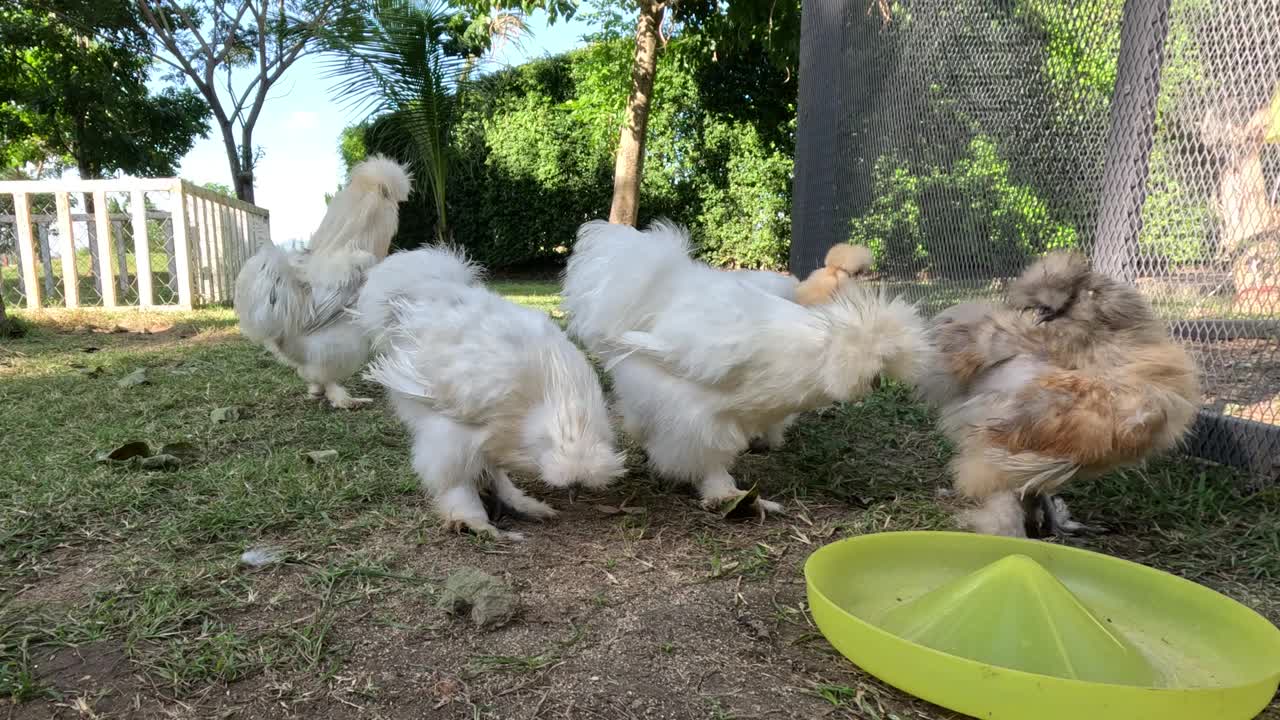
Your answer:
[795,244,875,306]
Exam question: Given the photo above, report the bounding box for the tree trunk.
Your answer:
[213,115,255,204]
[608,0,666,226]
[238,128,256,205]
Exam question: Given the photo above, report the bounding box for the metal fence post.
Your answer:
[1092,0,1174,283]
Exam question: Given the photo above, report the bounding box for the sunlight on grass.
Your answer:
[0,279,1275,717]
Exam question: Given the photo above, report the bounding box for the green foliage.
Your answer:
[850,137,1078,278]
[338,123,370,178]
[324,0,470,242]
[1020,0,1120,123]
[695,121,793,268]
[200,183,235,198]
[843,0,1235,273]
[1017,0,1224,265]
[354,34,795,269]
[675,0,802,80]
[0,1,210,178]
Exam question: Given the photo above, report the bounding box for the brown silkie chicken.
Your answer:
[794,244,875,305]
[918,251,1202,538]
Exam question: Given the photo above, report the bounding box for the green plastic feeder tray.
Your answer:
[804,531,1280,720]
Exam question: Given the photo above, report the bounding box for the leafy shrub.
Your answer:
[352,36,795,269]
[850,137,1078,278]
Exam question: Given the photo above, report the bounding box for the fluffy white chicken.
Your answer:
[731,269,801,451]
[355,247,626,540]
[562,220,925,515]
[734,269,799,301]
[233,155,412,408]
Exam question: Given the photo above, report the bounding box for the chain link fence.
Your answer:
[792,0,1280,477]
[1,181,267,310]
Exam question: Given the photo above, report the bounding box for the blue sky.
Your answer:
[173,11,593,245]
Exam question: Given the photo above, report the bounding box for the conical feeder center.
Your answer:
[877,554,1158,686]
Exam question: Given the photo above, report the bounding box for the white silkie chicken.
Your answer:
[354,247,626,540]
[562,220,926,515]
[731,269,801,451]
[233,155,412,408]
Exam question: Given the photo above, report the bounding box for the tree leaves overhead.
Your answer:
[322,0,470,240]
[0,1,210,178]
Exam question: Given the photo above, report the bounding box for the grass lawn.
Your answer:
[2,280,1278,719]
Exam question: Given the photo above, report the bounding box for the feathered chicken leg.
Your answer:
[698,469,785,515]
[1035,495,1105,537]
[322,383,372,409]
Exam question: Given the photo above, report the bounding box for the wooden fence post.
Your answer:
[12,193,41,309]
[170,182,195,309]
[54,191,78,308]
[131,190,153,307]
[92,190,117,308]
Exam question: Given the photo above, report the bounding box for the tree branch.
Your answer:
[211,0,254,66]
[136,2,217,99]
[158,0,219,85]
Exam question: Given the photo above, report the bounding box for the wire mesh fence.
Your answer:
[792,0,1280,476]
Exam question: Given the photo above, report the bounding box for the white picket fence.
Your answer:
[0,178,270,310]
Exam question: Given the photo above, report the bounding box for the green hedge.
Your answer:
[351,36,796,270]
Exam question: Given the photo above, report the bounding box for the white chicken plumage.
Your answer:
[562,220,926,514]
[233,155,412,408]
[355,247,625,540]
[731,269,801,450]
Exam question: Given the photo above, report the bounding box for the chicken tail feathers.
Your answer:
[814,284,926,399]
[308,154,412,259]
[363,339,432,400]
[562,219,692,349]
[353,246,482,346]
[234,242,308,345]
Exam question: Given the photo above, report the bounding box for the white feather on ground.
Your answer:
[232,155,412,408]
[355,247,625,540]
[239,546,284,568]
[561,220,926,514]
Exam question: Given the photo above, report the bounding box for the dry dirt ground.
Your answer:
[2,295,1279,720]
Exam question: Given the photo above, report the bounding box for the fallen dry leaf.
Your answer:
[721,484,765,522]
[305,450,339,464]
[117,368,149,388]
[210,406,242,423]
[96,441,151,464]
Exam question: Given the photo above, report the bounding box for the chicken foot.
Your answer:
[698,469,785,517]
[323,383,372,409]
[438,486,526,542]
[1024,494,1105,538]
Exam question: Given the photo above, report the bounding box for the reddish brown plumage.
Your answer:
[920,251,1202,536]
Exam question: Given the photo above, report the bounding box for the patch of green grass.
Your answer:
[0,640,56,703]
[489,280,561,317]
[2,279,1277,715]
[813,682,857,706]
